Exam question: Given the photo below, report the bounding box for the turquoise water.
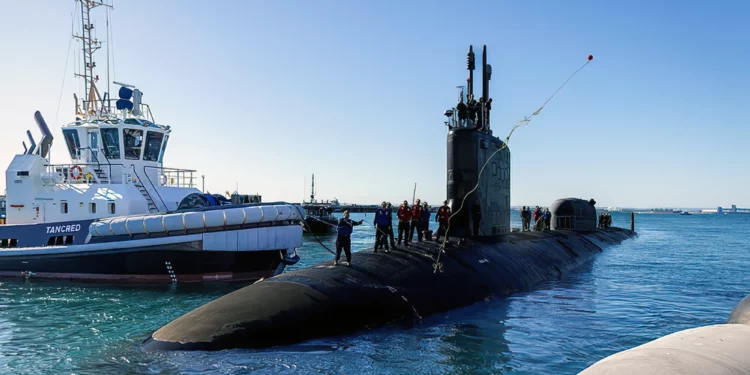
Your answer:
[0,212,747,374]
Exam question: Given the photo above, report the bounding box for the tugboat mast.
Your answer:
[310,174,315,203]
[73,0,112,116]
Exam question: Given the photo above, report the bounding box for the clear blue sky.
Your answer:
[1,0,748,208]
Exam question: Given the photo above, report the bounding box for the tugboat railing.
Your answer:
[48,162,124,185]
[145,166,197,188]
[80,99,156,123]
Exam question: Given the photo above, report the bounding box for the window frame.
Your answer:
[123,128,144,161]
[62,129,81,160]
[100,128,121,160]
[143,131,165,162]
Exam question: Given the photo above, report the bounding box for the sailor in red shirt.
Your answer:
[409,199,424,242]
[435,200,451,242]
[396,200,412,246]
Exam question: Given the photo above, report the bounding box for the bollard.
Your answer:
[630,212,635,231]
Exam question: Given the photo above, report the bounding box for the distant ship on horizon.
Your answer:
[637,208,682,214]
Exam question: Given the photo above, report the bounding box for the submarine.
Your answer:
[141,45,637,351]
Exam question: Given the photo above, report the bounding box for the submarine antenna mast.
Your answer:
[467,45,475,99]
[73,0,112,116]
[481,45,492,131]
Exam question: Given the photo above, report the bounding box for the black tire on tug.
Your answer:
[177,193,211,210]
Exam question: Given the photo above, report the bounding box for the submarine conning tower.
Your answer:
[446,45,510,237]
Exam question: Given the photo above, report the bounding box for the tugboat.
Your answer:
[301,174,338,234]
[0,0,303,283]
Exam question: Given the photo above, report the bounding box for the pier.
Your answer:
[719,205,750,214]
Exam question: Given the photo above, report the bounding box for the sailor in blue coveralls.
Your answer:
[335,211,363,266]
[374,202,392,253]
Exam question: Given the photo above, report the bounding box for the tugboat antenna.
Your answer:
[73,0,112,116]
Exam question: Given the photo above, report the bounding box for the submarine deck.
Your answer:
[144,227,636,351]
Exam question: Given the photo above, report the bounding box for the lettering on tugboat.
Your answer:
[46,224,82,234]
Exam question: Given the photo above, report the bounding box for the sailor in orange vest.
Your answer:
[435,200,451,243]
[409,199,424,243]
[397,200,412,246]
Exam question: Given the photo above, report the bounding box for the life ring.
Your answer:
[70,165,83,181]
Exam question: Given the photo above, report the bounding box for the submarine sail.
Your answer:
[447,45,510,238]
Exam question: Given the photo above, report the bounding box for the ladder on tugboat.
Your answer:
[93,168,109,184]
[135,183,159,213]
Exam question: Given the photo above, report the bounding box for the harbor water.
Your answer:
[0,211,747,374]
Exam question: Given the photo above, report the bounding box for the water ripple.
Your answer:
[0,212,747,374]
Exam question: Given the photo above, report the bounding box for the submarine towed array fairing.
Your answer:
[141,46,637,351]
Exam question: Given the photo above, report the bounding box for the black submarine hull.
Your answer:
[142,227,635,351]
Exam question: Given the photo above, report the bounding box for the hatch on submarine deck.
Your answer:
[141,44,636,352]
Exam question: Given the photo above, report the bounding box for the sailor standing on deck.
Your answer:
[471,201,481,237]
[386,202,396,249]
[543,208,552,231]
[456,96,468,127]
[421,202,431,239]
[467,95,477,128]
[374,202,391,253]
[605,212,612,229]
[409,199,424,243]
[533,206,543,231]
[397,200,412,246]
[334,211,363,266]
[435,200,451,243]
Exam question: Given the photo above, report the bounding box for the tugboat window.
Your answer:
[123,128,143,160]
[61,202,68,214]
[108,202,116,214]
[143,131,164,162]
[100,128,121,160]
[62,129,81,159]
[90,202,97,214]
